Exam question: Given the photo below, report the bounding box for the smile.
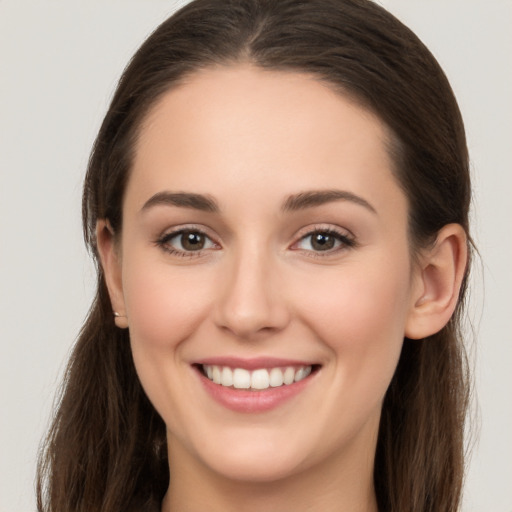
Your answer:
[194,358,320,413]
[202,364,312,391]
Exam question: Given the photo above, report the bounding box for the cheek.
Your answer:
[120,255,216,425]
[299,263,410,339]
[122,256,214,350]
[293,257,411,390]
[293,263,411,448]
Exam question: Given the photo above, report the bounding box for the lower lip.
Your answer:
[196,369,315,413]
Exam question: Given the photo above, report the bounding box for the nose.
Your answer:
[214,247,290,340]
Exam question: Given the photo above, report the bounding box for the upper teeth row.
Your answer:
[203,365,312,390]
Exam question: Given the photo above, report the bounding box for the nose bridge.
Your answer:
[214,240,289,338]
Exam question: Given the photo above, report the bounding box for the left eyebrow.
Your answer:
[282,189,377,214]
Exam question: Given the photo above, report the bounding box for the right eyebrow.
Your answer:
[140,191,220,213]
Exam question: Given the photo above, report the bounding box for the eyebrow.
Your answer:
[282,189,377,214]
[140,189,376,215]
[141,191,220,213]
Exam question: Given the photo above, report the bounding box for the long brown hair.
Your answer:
[37,1,472,510]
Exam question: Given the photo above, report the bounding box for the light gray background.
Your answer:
[0,1,510,511]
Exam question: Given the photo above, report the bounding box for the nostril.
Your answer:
[214,295,291,339]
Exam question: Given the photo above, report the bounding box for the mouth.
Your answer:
[192,358,320,413]
[198,364,315,391]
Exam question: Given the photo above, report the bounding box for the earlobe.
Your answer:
[405,224,468,340]
[96,220,129,329]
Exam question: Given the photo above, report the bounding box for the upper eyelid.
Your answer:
[293,224,355,240]
[158,224,217,240]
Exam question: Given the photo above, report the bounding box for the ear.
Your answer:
[96,220,128,329]
[405,224,468,340]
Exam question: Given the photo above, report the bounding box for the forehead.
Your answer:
[128,64,405,218]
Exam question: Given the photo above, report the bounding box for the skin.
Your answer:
[98,65,467,512]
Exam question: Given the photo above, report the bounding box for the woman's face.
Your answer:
[111,65,423,482]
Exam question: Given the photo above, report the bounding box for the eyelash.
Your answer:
[155,227,219,259]
[155,226,356,258]
[292,227,357,257]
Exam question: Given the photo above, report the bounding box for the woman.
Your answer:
[37,0,472,511]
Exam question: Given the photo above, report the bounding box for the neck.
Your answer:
[161,433,378,512]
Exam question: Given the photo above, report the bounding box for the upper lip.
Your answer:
[194,356,317,370]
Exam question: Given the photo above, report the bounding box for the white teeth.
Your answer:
[212,366,221,384]
[294,366,312,382]
[269,367,284,387]
[221,366,233,387]
[233,368,251,389]
[283,367,295,385]
[251,369,269,390]
[202,364,313,390]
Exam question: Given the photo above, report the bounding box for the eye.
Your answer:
[294,229,355,253]
[157,229,218,256]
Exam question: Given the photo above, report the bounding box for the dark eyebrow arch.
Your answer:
[141,191,220,213]
[282,189,377,214]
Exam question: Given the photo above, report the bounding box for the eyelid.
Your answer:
[290,224,357,254]
[294,223,355,239]
[155,224,221,257]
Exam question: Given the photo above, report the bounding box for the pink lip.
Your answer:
[194,356,314,370]
[193,361,318,413]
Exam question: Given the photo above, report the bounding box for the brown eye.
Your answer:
[310,232,336,251]
[181,231,206,251]
[158,229,217,255]
[295,229,355,254]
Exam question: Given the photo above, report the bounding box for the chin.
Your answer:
[204,450,307,484]
[183,422,338,485]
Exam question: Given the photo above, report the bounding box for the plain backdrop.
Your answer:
[0,1,510,511]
